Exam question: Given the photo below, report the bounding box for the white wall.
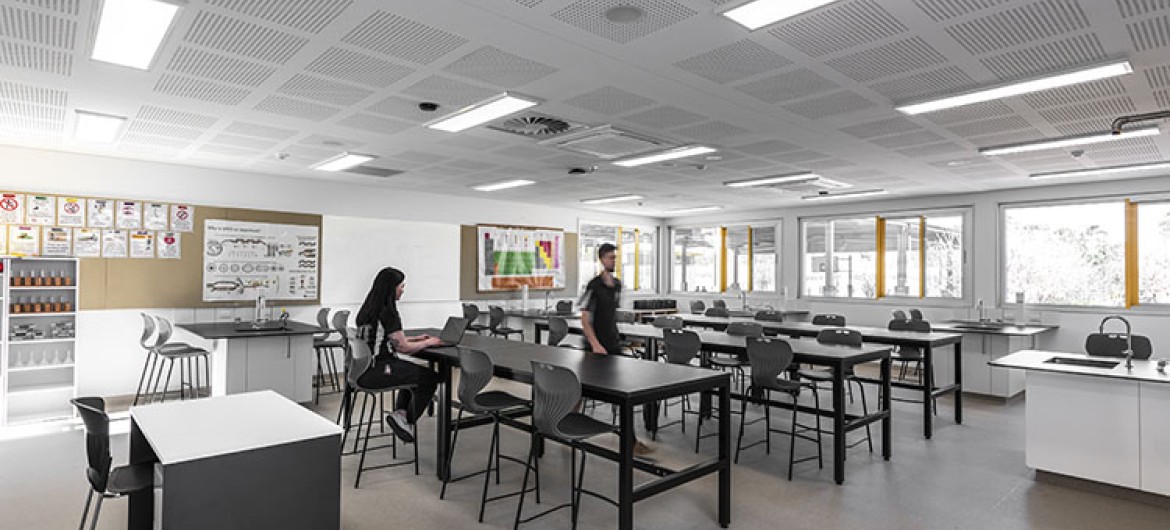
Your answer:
[661,175,1170,355]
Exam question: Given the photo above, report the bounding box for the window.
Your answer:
[727,226,750,291]
[1137,202,1170,304]
[925,215,963,298]
[883,218,920,297]
[578,222,656,292]
[802,217,877,298]
[751,225,777,292]
[1003,202,1126,307]
[672,226,721,292]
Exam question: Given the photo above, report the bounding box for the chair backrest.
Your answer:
[71,397,112,493]
[662,329,701,365]
[457,348,496,412]
[652,315,684,329]
[888,319,931,333]
[817,327,863,347]
[154,316,177,346]
[462,303,479,322]
[547,317,570,346]
[746,338,795,392]
[705,307,729,318]
[726,321,764,338]
[754,310,783,322]
[530,361,582,439]
[713,299,727,309]
[908,309,924,321]
[891,309,908,321]
[315,307,330,328]
[1085,333,1153,360]
[690,300,705,314]
[488,306,506,329]
[616,310,636,323]
[331,310,350,340]
[345,332,377,389]
[812,314,846,326]
[139,313,157,350]
[555,300,572,313]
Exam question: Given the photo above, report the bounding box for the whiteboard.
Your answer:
[321,216,459,304]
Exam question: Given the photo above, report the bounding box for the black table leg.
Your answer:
[642,338,659,432]
[833,365,846,485]
[718,383,731,528]
[954,341,963,425]
[619,401,635,530]
[426,361,435,417]
[923,346,934,440]
[435,361,453,481]
[881,357,892,461]
[128,418,155,530]
[533,323,544,346]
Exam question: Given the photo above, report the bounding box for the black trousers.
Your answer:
[357,355,439,424]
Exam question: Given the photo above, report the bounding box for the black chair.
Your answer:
[908,308,924,321]
[653,329,703,442]
[141,316,210,404]
[891,309,908,321]
[811,314,846,326]
[489,306,524,341]
[735,338,823,479]
[754,310,783,322]
[705,307,730,318]
[798,328,872,453]
[710,322,762,392]
[514,361,617,529]
[441,349,539,523]
[547,316,570,347]
[651,315,684,330]
[345,328,419,487]
[72,397,153,530]
[313,307,343,403]
[887,319,938,415]
[690,300,706,315]
[555,300,572,313]
[464,304,491,335]
[713,300,727,310]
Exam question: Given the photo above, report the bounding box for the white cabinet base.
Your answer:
[1140,382,1170,496]
[209,335,314,403]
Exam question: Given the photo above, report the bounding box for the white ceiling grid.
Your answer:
[0,0,1166,216]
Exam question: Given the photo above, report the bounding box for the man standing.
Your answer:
[579,243,654,456]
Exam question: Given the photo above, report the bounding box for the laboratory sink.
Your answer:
[1043,357,1121,369]
[947,320,1011,330]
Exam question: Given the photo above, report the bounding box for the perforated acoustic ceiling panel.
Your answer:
[734,69,837,104]
[768,0,907,57]
[944,0,1090,55]
[184,11,309,65]
[442,46,558,88]
[563,86,655,115]
[342,11,467,64]
[205,0,353,34]
[551,0,697,44]
[305,47,415,88]
[673,39,792,84]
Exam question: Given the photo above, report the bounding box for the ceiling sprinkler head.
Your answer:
[418,102,440,112]
[568,166,597,175]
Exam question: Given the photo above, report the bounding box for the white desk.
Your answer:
[177,321,322,403]
[128,391,342,529]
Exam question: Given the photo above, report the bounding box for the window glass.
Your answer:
[1138,202,1170,304]
[802,218,877,298]
[672,227,721,292]
[883,218,920,297]
[925,215,963,298]
[1004,202,1125,306]
[727,226,750,291]
[751,225,777,292]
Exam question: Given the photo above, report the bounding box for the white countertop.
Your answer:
[990,349,1170,384]
[130,390,342,464]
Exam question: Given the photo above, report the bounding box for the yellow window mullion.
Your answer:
[614,226,622,280]
[875,216,886,299]
[719,226,728,293]
[1126,200,1139,308]
[747,226,754,292]
[919,216,926,299]
[634,228,640,291]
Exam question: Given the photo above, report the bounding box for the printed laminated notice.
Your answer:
[42,227,72,256]
[117,200,142,229]
[8,225,40,255]
[157,231,181,259]
[171,204,194,232]
[74,229,101,257]
[102,229,128,258]
[0,227,5,254]
[129,230,155,258]
[26,195,56,225]
[202,219,319,301]
[0,193,26,224]
[88,198,114,228]
[57,197,86,227]
[143,202,168,230]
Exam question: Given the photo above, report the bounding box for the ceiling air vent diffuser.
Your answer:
[487,112,585,138]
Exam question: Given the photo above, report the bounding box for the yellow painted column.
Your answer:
[614,226,622,279]
[919,216,927,299]
[1126,200,1139,308]
[875,216,886,299]
[747,226,754,292]
[719,226,728,293]
[634,228,641,291]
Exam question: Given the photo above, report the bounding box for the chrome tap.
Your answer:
[1100,315,1134,370]
[544,291,551,313]
[976,299,986,322]
[740,290,748,311]
[253,294,267,324]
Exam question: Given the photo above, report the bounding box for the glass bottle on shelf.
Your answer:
[63,297,73,312]
[21,297,32,313]
[52,296,61,313]
[32,296,42,313]
[11,297,21,314]
[64,272,73,286]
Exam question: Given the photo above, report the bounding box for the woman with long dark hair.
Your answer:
[355,267,441,442]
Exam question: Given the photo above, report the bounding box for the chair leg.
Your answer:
[513,435,538,530]
[352,392,369,455]
[355,393,375,489]
[764,389,772,455]
[813,390,824,468]
[158,358,174,403]
[569,445,578,530]
[440,408,465,500]
[734,389,749,464]
[856,380,873,453]
[133,352,156,406]
[694,405,703,453]
[478,416,500,523]
[315,349,324,404]
[78,489,94,530]
[789,395,799,481]
[573,445,587,530]
[89,495,104,530]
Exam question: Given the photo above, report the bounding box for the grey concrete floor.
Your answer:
[2,380,1168,530]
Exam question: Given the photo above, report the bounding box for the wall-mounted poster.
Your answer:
[476,225,565,292]
[202,219,319,301]
[88,199,114,228]
[171,204,194,232]
[42,227,72,256]
[144,202,168,230]
[26,195,55,225]
[58,197,85,227]
[74,229,101,257]
[129,230,155,258]
[158,231,181,259]
[102,229,128,258]
[8,225,40,255]
[0,193,25,224]
[117,200,142,229]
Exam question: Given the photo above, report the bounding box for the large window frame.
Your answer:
[799,208,970,302]
[578,221,657,293]
[669,220,781,294]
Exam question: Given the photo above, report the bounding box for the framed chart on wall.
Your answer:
[202,219,319,302]
[477,224,565,292]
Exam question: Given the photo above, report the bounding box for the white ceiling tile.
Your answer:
[782,91,876,119]
[734,69,837,104]
[1127,13,1170,51]
[0,4,76,49]
[205,0,353,34]
[913,0,1014,22]
[336,112,413,135]
[153,74,252,105]
[768,0,907,57]
[670,120,751,143]
[207,133,278,150]
[0,38,71,75]
[944,0,1090,55]
[399,75,498,108]
[276,74,374,106]
[441,46,559,88]
[869,66,975,102]
[673,38,792,84]
[166,46,276,87]
[733,139,802,156]
[563,86,655,115]
[14,0,80,16]
[136,105,219,129]
[980,33,1106,80]
[622,105,706,129]
[183,11,309,64]
[253,95,342,120]
[342,11,467,65]
[1036,96,1136,123]
[551,0,697,44]
[223,121,299,140]
[827,37,948,82]
[946,115,1035,137]
[306,47,415,88]
[840,116,921,139]
[870,130,946,149]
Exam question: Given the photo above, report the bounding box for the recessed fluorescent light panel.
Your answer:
[473,179,536,192]
[581,194,643,205]
[897,60,1133,115]
[310,152,376,172]
[979,126,1160,156]
[721,0,836,30]
[427,93,540,133]
[724,172,820,188]
[73,111,126,143]
[613,146,716,168]
[1030,161,1170,181]
[91,0,182,69]
[802,189,887,201]
[667,206,723,214]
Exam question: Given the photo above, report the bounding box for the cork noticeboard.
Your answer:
[459,225,578,302]
[79,206,321,310]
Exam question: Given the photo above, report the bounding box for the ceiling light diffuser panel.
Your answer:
[1030,161,1170,180]
[427,93,541,133]
[311,152,376,172]
[721,0,836,30]
[91,0,182,69]
[73,111,127,143]
[980,126,1160,156]
[581,194,643,204]
[802,189,887,201]
[473,179,535,192]
[724,172,820,188]
[612,146,716,167]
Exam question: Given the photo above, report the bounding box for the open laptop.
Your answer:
[434,316,469,347]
